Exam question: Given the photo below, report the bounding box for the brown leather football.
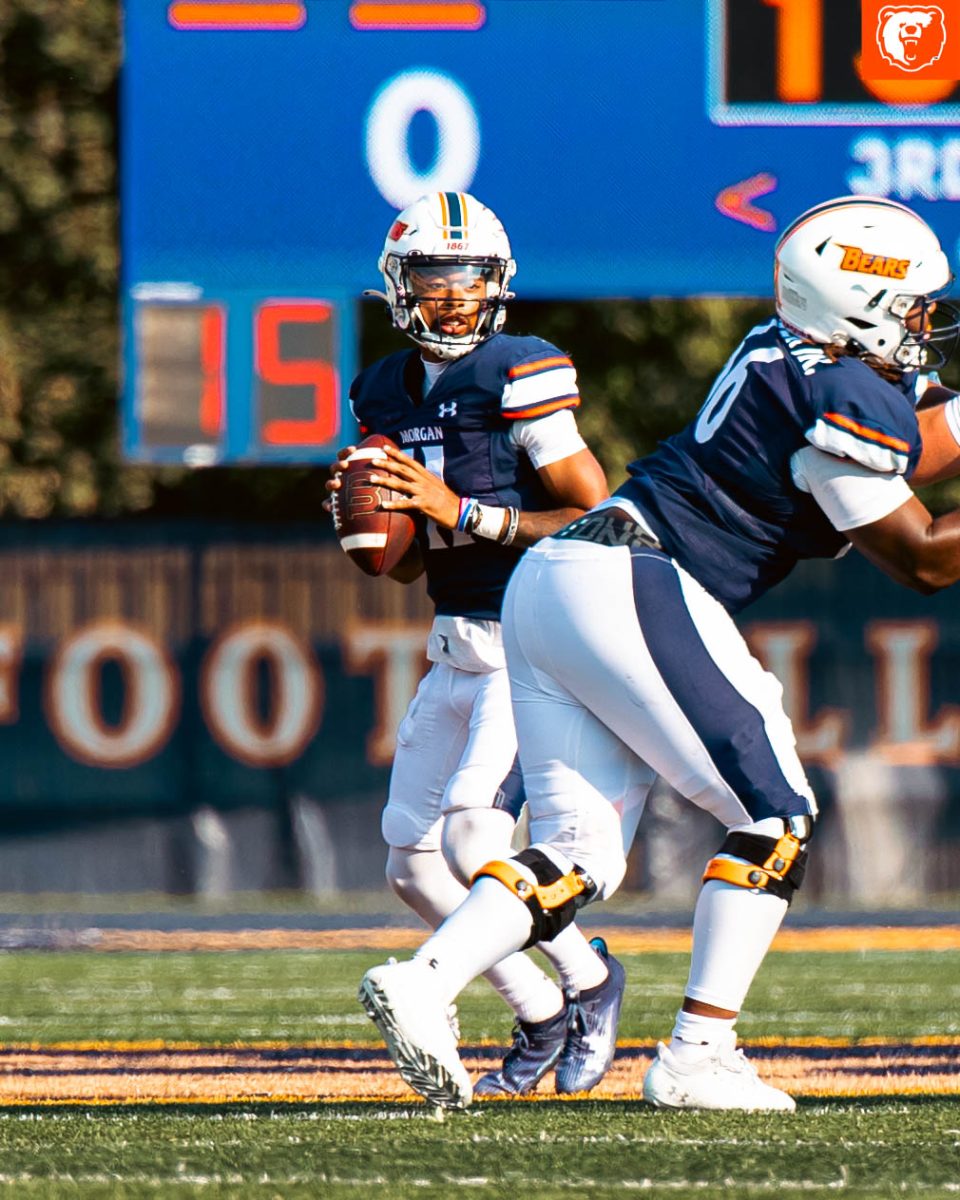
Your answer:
[331,433,416,576]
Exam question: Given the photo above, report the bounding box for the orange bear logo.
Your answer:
[876,6,947,72]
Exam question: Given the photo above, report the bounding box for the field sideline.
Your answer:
[0,924,955,1196]
[0,1036,955,1107]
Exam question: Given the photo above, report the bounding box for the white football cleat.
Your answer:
[359,959,473,1110]
[642,1034,796,1112]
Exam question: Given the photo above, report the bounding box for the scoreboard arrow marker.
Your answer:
[715,173,778,232]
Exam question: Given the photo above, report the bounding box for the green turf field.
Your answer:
[0,1100,955,1199]
[0,946,957,1042]
[0,945,955,1197]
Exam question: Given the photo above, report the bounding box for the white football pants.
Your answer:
[502,538,817,899]
[382,654,621,1013]
[381,661,522,854]
[381,654,649,869]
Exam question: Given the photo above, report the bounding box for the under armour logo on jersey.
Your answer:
[438,401,458,418]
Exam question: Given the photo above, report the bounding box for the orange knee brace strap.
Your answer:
[473,850,594,946]
[702,831,807,904]
[475,859,589,909]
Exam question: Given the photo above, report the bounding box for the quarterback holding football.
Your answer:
[327,192,625,1102]
[360,195,960,1111]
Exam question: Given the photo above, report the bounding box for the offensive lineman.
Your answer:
[327,192,626,1099]
[359,195,960,1110]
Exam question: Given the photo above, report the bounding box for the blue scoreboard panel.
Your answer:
[122,0,960,463]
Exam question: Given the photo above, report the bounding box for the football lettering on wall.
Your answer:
[867,620,960,763]
[746,618,960,767]
[744,622,849,764]
[199,622,323,769]
[44,623,181,770]
[342,622,431,766]
[0,626,24,725]
[14,615,960,771]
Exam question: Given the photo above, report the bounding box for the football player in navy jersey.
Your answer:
[359,195,960,1111]
[327,192,627,1104]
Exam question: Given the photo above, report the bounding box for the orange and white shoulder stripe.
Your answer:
[501,354,579,420]
[806,411,912,474]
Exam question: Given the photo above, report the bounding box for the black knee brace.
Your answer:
[702,818,814,905]
[473,847,597,948]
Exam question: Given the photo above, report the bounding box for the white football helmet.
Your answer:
[775,195,959,370]
[372,191,516,361]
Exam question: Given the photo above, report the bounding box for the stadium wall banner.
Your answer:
[0,521,959,822]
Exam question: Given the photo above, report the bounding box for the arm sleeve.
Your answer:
[509,408,587,469]
[803,359,921,475]
[500,340,580,420]
[790,445,912,532]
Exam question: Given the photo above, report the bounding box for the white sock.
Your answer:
[666,878,788,1064]
[537,924,608,993]
[669,1010,737,1062]
[485,958,564,1023]
[413,874,538,1004]
[387,846,563,1021]
[683,878,788,1012]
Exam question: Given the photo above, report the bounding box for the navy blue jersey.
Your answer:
[617,319,923,613]
[350,332,580,619]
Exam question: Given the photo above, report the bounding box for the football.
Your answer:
[331,434,416,576]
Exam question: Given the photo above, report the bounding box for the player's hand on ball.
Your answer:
[322,446,360,514]
[331,435,415,576]
[369,443,460,529]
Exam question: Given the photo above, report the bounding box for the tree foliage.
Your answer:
[506,298,773,487]
[2,1,958,519]
[0,0,127,516]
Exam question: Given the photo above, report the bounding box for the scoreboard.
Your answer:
[121,0,960,464]
[718,2,960,118]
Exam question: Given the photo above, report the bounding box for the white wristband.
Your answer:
[500,506,520,546]
[945,393,960,448]
[472,503,508,541]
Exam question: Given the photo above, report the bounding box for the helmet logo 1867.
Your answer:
[368,191,517,362]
